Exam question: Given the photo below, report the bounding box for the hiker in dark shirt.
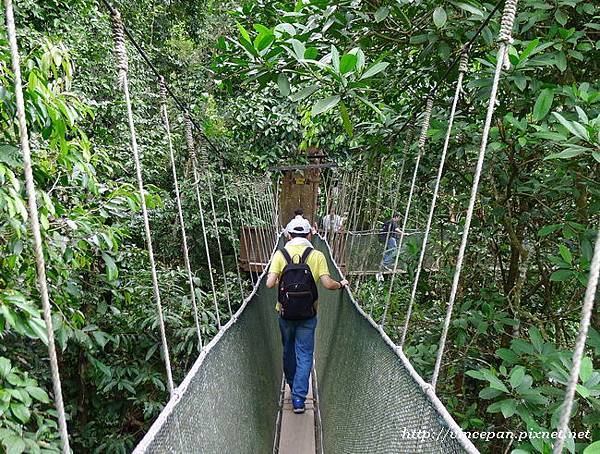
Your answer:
[380,214,401,269]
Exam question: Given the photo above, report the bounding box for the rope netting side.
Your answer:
[381,98,434,328]
[110,10,177,394]
[159,78,203,352]
[431,0,519,389]
[4,1,71,450]
[553,230,600,452]
[220,170,245,298]
[400,52,469,347]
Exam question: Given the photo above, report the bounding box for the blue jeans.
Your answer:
[383,237,397,267]
[278,316,317,403]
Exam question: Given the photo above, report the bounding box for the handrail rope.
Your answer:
[110,10,176,393]
[379,129,413,269]
[430,0,519,390]
[345,169,367,275]
[400,51,469,347]
[3,1,71,450]
[553,230,600,453]
[354,158,385,287]
[234,185,255,286]
[260,180,276,258]
[100,0,220,156]
[248,182,268,268]
[265,179,279,244]
[185,116,222,329]
[159,77,203,352]
[381,97,434,328]
[220,170,245,299]
[204,159,232,317]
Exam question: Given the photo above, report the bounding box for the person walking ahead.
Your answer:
[266,217,348,414]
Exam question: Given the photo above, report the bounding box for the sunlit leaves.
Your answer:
[433,7,447,28]
[311,95,340,116]
[532,88,554,121]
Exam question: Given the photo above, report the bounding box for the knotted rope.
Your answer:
[400,51,469,347]
[4,1,71,450]
[110,10,176,394]
[381,97,434,328]
[159,78,203,350]
[431,0,519,389]
[205,165,232,316]
[185,115,222,329]
[553,231,600,452]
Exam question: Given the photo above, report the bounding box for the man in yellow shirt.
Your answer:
[266,217,348,414]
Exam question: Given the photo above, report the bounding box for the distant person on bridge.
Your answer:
[321,211,343,233]
[285,208,313,238]
[266,217,348,414]
[380,213,402,270]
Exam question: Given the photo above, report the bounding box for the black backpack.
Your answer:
[277,248,318,320]
[379,221,392,242]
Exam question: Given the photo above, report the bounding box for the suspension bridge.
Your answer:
[3,0,599,452]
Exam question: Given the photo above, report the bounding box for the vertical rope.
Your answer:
[206,165,232,317]
[381,97,434,328]
[185,115,221,330]
[110,10,176,393]
[235,185,255,286]
[4,1,71,450]
[431,0,518,389]
[553,231,599,452]
[159,78,202,351]
[400,52,469,347]
[220,169,245,299]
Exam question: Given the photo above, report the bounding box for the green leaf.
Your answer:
[500,399,517,418]
[532,88,554,121]
[583,441,600,454]
[0,358,11,378]
[339,101,353,137]
[375,7,389,22]
[331,46,340,72]
[593,152,600,163]
[26,386,49,403]
[452,2,483,17]
[554,51,567,72]
[304,47,318,60]
[545,148,585,160]
[555,9,568,26]
[509,367,526,388]
[538,224,562,236]
[433,7,447,28]
[576,384,590,398]
[10,402,30,423]
[102,252,118,281]
[552,112,588,140]
[253,24,272,36]
[559,245,573,264]
[289,85,318,102]
[465,370,485,380]
[27,318,48,345]
[311,96,340,116]
[4,436,25,454]
[340,54,358,74]
[236,23,251,42]
[485,373,509,393]
[289,39,306,60]
[277,73,290,97]
[479,387,503,399]
[580,357,593,383]
[360,62,390,80]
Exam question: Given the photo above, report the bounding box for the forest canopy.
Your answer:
[1,0,599,452]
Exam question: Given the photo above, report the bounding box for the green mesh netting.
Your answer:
[134,235,476,454]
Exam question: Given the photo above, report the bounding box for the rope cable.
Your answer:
[220,170,245,299]
[159,77,203,351]
[400,52,469,347]
[381,98,434,328]
[185,115,222,330]
[4,1,71,450]
[553,230,600,452]
[431,0,519,389]
[110,10,177,393]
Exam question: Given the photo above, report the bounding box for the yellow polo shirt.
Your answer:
[268,239,330,311]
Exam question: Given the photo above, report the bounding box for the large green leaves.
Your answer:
[311,95,340,116]
[532,88,554,121]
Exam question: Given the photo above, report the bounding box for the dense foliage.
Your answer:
[1,0,598,452]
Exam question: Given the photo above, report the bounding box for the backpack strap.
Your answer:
[300,247,314,264]
[280,248,292,264]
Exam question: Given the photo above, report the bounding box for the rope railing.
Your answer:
[4,0,71,451]
[381,97,434,328]
[431,0,519,389]
[400,51,469,347]
[110,10,178,394]
[159,77,203,352]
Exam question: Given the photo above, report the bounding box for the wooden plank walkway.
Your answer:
[277,376,317,454]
